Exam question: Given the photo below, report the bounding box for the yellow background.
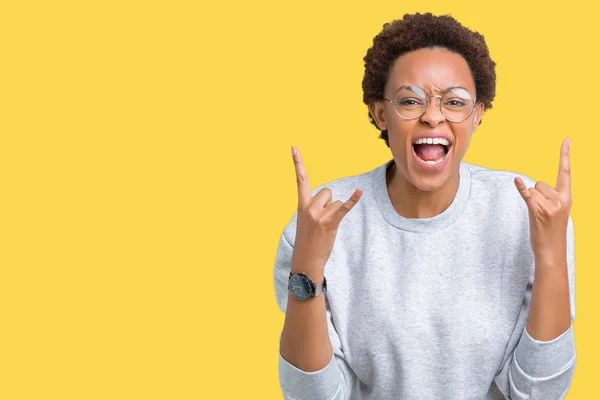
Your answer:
[0,1,597,398]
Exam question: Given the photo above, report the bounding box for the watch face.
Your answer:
[289,274,312,300]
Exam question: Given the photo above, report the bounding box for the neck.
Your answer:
[386,161,459,219]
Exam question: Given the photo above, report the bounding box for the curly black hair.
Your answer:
[362,13,497,147]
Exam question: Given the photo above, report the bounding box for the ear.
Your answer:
[369,101,388,131]
[472,102,485,131]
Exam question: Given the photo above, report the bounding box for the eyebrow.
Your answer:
[397,85,471,93]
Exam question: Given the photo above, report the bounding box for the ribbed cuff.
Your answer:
[515,322,576,378]
[278,351,342,399]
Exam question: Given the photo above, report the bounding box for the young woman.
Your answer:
[274,12,575,399]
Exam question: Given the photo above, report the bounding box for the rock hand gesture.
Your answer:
[514,138,572,265]
[514,138,573,341]
[290,145,363,279]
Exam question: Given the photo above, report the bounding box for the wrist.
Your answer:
[289,270,325,283]
[288,271,327,301]
[291,264,325,282]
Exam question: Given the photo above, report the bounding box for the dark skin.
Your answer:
[370,46,572,341]
[514,140,572,341]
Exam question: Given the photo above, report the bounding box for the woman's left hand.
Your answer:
[514,138,572,265]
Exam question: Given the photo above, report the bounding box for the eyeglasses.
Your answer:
[383,85,477,123]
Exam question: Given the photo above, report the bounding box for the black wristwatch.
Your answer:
[288,272,327,301]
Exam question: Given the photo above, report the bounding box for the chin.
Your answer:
[408,172,453,192]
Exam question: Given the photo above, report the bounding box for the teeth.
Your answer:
[414,137,450,146]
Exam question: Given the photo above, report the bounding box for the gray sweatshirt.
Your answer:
[273,159,576,399]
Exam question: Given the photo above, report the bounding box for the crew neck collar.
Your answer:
[372,159,471,232]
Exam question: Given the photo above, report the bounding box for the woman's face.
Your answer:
[371,47,485,192]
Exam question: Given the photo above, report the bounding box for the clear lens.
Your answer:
[393,86,475,122]
[394,86,427,120]
[440,88,475,122]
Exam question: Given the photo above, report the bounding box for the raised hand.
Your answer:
[514,138,572,264]
[290,145,363,277]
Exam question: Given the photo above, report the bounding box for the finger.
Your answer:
[312,188,333,209]
[515,177,541,213]
[323,200,344,219]
[529,187,551,211]
[328,189,363,223]
[534,181,560,203]
[514,177,532,203]
[292,146,312,209]
[555,138,571,195]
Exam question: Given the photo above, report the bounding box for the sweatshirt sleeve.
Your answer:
[273,222,358,400]
[493,216,576,399]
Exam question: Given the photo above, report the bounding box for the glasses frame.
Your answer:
[382,85,477,123]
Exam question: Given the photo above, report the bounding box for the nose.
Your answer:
[419,95,445,127]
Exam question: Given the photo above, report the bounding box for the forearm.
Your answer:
[280,267,333,372]
[526,254,572,341]
[502,220,577,399]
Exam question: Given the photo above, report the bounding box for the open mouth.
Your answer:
[412,138,452,165]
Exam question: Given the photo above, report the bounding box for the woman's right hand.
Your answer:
[290,145,363,277]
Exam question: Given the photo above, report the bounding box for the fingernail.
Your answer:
[567,138,571,149]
